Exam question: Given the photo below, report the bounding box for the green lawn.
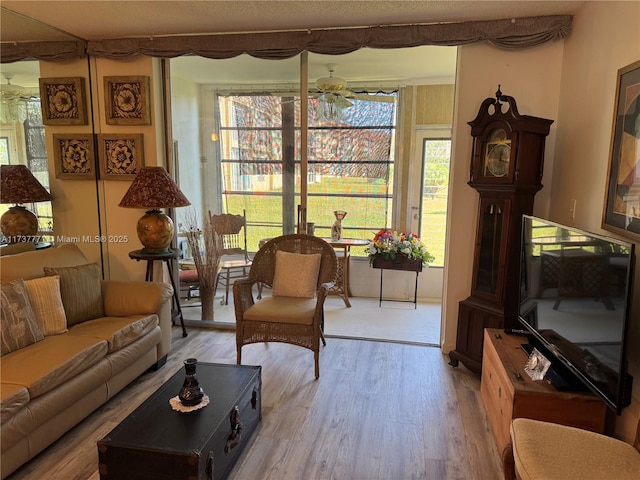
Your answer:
[225,176,448,266]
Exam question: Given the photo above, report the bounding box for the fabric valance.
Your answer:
[88,15,571,59]
[1,40,87,63]
[2,15,571,63]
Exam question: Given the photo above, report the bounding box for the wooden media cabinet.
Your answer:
[480,328,607,453]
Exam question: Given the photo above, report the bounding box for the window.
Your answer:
[218,93,397,253]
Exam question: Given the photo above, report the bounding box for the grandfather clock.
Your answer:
[449,87,553,374]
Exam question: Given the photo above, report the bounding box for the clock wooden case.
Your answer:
[449,87,553,374]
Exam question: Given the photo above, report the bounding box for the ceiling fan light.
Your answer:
[315,76,348,92]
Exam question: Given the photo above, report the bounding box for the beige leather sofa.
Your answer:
[0,243,173,478]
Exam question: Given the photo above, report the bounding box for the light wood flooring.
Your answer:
[7,322,504,480]
[181,292,442,346]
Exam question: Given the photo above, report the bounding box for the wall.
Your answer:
[550,1,640,443]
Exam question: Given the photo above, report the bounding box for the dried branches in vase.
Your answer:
[182,209,223,321]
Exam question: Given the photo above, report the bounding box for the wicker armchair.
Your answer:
[233,234,337,379]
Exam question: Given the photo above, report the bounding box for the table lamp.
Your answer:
[119,166,190,254]
[0,164,53,243]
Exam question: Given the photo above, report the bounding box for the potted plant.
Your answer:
[366,229,435,272]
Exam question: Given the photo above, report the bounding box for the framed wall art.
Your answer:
[39,77,88,125]
[103,76,151,125]
[98,134,144,180]
[52,134,96,179]
[602,60,640,241]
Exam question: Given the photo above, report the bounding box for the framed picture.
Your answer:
[98,134,144,180]
[602,60,640,240]
[39,77,88,125]
[104,76,151,125]
[52,134,96,179]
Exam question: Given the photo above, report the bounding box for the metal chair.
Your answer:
[212,210,253,305]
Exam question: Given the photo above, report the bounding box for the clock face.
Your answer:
[483,128,511,177]
[486,143,511,177]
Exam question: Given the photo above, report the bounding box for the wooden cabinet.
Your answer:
[480,328,607,453]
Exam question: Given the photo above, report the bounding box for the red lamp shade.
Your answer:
[119,166,190,254]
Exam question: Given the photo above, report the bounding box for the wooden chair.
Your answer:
[233,234,337,379]
[212,210,252,305]
[502,416,640,479]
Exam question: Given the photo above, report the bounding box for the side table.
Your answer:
[129,248,188,337]
[323,238,369,308]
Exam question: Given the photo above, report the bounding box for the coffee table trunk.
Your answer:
[97,363,261,480]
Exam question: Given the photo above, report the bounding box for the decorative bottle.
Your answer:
[178,358,204,406]
[331,210,347,241]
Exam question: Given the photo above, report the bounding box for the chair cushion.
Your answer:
[23,275,68,335]
[511,418,640,480]
[0,279,44,356]
[272,251,321,298]
[179,269,199,283]
[44,262,105,326]
[244,296,317,325]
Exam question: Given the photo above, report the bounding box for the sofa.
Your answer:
[0,243,173,478]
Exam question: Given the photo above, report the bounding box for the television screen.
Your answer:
[518,215,635,414]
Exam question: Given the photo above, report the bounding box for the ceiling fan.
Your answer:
[313,64,396,108]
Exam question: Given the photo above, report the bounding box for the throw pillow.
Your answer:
[23,275,68,335]
[1,278,44,356]
[272,251,321,298]
[43,262,105,326]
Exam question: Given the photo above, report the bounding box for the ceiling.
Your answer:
[0,1,584,89]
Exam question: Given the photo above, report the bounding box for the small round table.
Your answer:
[129,248,188,337]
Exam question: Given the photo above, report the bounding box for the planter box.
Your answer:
[371,255,423,272]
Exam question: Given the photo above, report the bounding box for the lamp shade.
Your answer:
[119,167,190,254]
[0,164,52,204]
[119,166,190,209]
[0,165,52,243]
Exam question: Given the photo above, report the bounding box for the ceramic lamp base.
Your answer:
[136,209,174,254]
[0,205,38,243]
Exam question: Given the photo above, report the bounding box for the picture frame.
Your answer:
[52,134,96,179]
[39,77,88,125]
[602,60,640,241]
[98,134,144,180]
[104,76,151,125]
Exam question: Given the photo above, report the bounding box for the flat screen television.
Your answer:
[517,215,635,414]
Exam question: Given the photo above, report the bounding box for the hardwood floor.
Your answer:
[7,326,503,480]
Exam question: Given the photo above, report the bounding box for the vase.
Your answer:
[200,286,216,321]
[331,210,347,241]
[178,358,205,406]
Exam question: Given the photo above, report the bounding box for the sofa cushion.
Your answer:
[23,275,68,336]
[102,280,173,317]
[244,296,317,325]
[272,251,321,298]
[68,314,159,353]
[43,262,105,327]
[1,279,44,356]
[0,335,108,399]
[0,383,30,423]
[0,243,88,284]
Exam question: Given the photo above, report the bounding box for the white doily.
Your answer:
[169,394,210,412]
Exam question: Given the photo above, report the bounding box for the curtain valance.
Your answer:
[2,15,571,63]
[1,40,86,63]
[87,15,571,59]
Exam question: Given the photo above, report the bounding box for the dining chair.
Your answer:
[212,210,253,305]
